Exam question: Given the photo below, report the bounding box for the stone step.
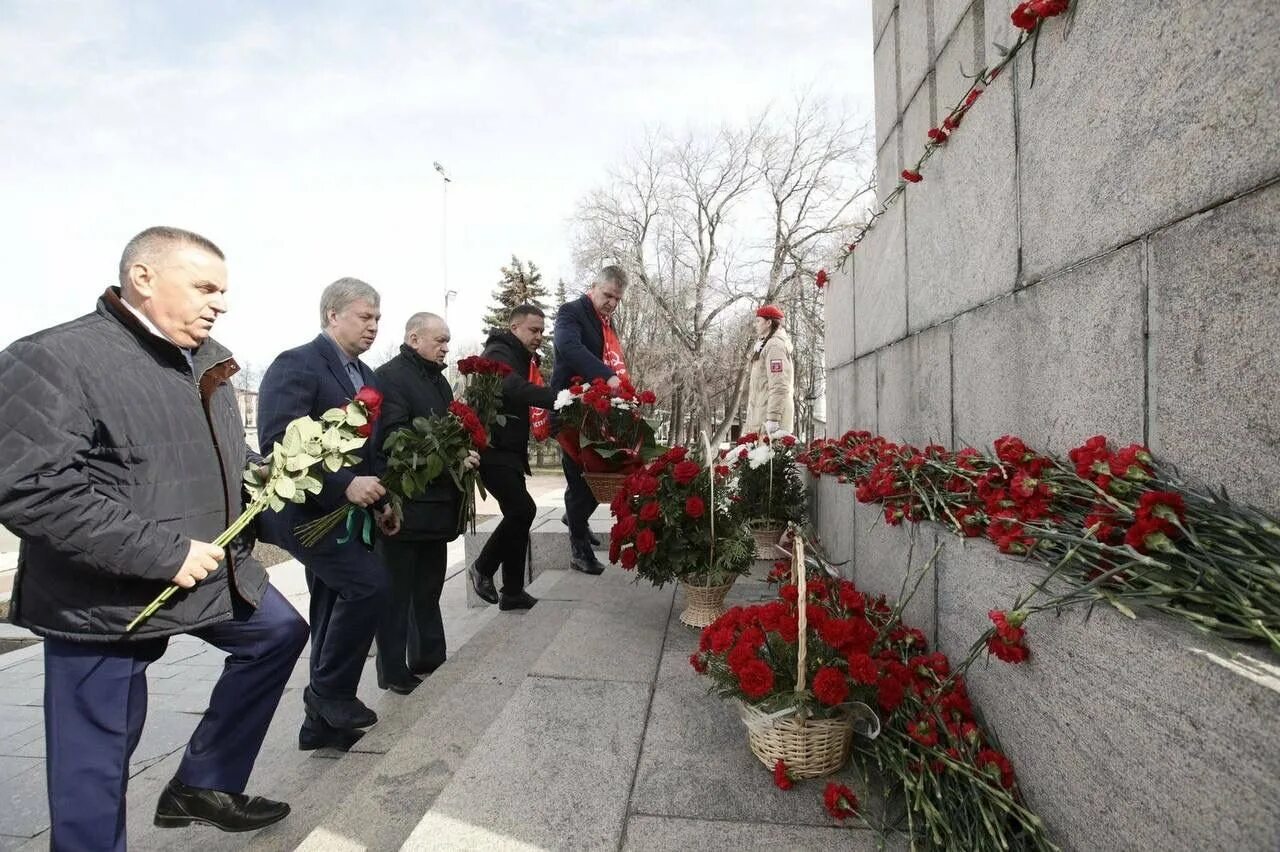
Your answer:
[462,507,615,607]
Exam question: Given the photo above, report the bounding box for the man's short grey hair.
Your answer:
[118,226,225,287]
[319,277,380,328]
[404,311,445,339]
[595,265,629,290]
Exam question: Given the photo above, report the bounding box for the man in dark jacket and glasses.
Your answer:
[373,312,478,692]
[0,226,309,849]
[468,304,557,610]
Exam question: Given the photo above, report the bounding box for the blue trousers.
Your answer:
[299,542,387,700]
[42,585,307,852]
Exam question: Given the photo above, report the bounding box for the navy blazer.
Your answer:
[551,294,616,391]
[256,334,378,548]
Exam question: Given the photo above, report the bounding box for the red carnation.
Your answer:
[684,495,706,519]
[620,547,638,570]
[976,748,1016,790]
[907,716,939,748]
[846,652,878,685]
[823,783,859,821]
[688,651,707,674]
[635,528,657,555]
[1031,0,1069,16]
[639,389,657,404]
[901,169,923,183]
[737,659,775,699]
[964,87,984,107]
[1011,2,1039,30]
[773,760,793,791]
[927,126,949,144]
[812,666,850,707]
[639,501,661,522]
[815,268,829,289]
[672,460,701,486]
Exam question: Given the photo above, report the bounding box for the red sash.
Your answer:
[597,311,629,380]
[528,361,551,441]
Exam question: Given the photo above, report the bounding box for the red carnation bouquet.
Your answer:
[607,445,753,588]
[553,376,660,474]
[457,355,512,441]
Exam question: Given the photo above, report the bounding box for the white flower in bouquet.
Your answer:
[747,443,775,470]
[553,388,576,410]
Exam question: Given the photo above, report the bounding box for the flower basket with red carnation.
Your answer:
[693,536,881,778]
[724,433,807,557]
[608,445,753,626]
[554,376,660,500]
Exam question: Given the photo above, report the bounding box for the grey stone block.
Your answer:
[876,323,952,447]
[630,648,888,827]
[1148,184,1280,515]
[853,353,878,433]
[1018,0,1280,280]
[906,72,1017,332]
[900,72,935,169]
[952,244,1145,456]
[853,200,908,357]
[0,706,40,741]
[530,606,666,683]
[812,476,853,570]
[873,0,898,46]
[935,3,980,113]
[0,764,48,840]
[873,9,900,151]
[897,0,933,111]
[932,0,976,60]
[875,125,903,204]
[982,0,1021,50]
[824,263,857,369]
[401,677,651,851]
[826,361,855,435]
[851,501,937,643]
[936,541,1280,852]
[622,815,905,851]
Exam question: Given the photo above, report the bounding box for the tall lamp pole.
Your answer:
[433,161,452,316]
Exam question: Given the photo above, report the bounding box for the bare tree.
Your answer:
[570,97,873,445]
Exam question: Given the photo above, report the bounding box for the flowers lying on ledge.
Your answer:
[695,548,1055,849]
[800,431,1280,652]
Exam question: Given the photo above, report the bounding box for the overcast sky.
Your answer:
[0,1,874,369]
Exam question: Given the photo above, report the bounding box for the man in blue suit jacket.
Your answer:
[258,277,396,751]
[551,265,629,574]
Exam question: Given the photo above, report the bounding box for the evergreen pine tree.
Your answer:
[482,255,549,333]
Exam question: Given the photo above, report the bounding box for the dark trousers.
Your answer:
[560,450,598,545]
[301,542,388,700]
[375,538,448,682]
[42,585,307,852]
[476,460,537,594]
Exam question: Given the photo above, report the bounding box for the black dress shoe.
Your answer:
[154,778,290,832]
[561,513,601,547]
[569,544,605,575]
[298,709,365,752]
[378,674,422,695]
[499,590,538,611]
[303,686,377,729]
[469,561,499,604]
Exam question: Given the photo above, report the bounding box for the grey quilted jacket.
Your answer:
[0,288,267,641]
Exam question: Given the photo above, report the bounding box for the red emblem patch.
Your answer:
[769,359,783,374]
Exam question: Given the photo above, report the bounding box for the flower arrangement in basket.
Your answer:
[690,535,882,779]
[724,432,807,558]
[553,375,661,502]
[608,445,753,627]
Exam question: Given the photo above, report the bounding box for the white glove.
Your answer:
[765,420,780,435]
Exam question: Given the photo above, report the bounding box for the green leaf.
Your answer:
[295,475,323,494]
[274,477,296,499]
[324,454,343,473]
[412,416,432,433]
[344,453,361,466]
[281,425,302,456]
[345,407,367,428]
[285,453,320,472]
[321,407,347,423]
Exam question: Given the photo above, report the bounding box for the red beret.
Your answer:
[756,305,784,321]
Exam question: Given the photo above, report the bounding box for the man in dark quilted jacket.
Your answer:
[0,226,308,849]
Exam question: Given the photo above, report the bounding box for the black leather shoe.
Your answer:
[499,590,538,611]
[469,561,499,604]
[303,686,377,729]
[298,709,365,752]
[154,778,290,832]
[378,674,422,695]
[561,513,601,547]
[569,543,605,575]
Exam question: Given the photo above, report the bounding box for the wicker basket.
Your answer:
[736,536,870,780]
[751,526,785,560]
[583,471,630,504]
[678,576,737,629]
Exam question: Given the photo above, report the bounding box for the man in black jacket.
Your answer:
[373,312,477,692]
[468,304,557,610]
[551,266,629,574]
[0,227,308,848]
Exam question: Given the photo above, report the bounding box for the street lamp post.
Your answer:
[432,161,451,313]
